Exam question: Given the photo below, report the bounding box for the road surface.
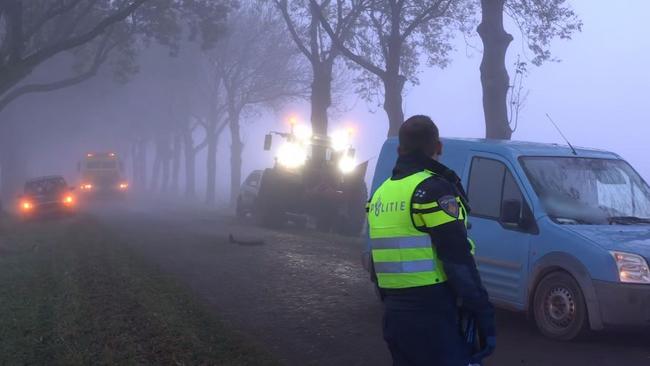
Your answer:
[12,204,650,365]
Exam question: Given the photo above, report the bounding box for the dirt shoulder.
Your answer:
[0,215,277,366]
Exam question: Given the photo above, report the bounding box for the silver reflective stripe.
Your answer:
[374,259,436,274]
[371,236,431,250]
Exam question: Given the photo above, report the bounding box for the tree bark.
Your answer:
[383,73,406,137]
[205,123,217,206]
[478,0,514,140]
[310,59,333,160]
[384,10,406,137]
[170,132,181,194]
[228,106,243,207]
[183,129,196,199]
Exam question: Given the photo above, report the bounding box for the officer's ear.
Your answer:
[433,140,443,159]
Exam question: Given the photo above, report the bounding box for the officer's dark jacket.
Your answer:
[381,152,495,335]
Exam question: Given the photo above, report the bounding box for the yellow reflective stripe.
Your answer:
[372,248,434,262]
[412,202,439,210]
[421,210,459,227]
[412,214,425,227]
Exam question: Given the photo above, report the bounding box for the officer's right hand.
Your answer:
[470,335,496,364]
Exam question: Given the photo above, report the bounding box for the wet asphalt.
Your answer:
[95,205,650,366]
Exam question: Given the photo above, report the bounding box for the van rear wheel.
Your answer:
[533,271,589,341]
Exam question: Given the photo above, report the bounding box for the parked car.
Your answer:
[18,175,77,219]
[367,138,650,340]
[236,170,263,219]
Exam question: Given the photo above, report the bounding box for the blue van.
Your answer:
[367,138,650,340]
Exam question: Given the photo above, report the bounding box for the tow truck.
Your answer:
[239,118,367,235]
[77,152,129,198]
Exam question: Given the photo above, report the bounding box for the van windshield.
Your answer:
[521,157,650,225]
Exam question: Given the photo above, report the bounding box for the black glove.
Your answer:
[471,335,496,364]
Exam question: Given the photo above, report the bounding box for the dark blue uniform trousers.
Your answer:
[382,284,469,366]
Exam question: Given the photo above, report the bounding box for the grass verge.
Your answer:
[0,215,278,366]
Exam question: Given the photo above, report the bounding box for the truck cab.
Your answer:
[369,138,650,340]
[78,152,128,197]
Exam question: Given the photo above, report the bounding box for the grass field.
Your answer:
[0,214,278,366]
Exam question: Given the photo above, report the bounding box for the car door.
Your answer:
[465,154,536,309]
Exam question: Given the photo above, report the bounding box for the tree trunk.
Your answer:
[150,140,163,193]
[228,106,243,207]
[478,0,514,140]
[170,132,181,194]
[383,73,406,137]
[310,59,333,161]
[183,129,196,199]
[160,137,171,194]
[205,124,217,206]
[384,4,406,137]
[137,138,147,192]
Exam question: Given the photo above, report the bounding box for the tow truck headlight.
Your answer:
[611,251,650,284]
[338,156,357,174]
[277,142,307,168]
[119,183,129,190]
[81,184,93,190]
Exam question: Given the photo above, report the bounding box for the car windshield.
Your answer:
[25,177,67,195]
[521,157,650,225]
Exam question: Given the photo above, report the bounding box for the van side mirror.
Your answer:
[264,134,272,151]
[501,199,522,225]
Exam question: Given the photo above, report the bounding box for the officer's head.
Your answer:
[398,115,442,160]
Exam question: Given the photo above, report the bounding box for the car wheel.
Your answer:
[533,271,589,341]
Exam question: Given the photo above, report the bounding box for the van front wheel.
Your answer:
[533,271,589,341]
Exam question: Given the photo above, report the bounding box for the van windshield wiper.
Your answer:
[608,216,650,225]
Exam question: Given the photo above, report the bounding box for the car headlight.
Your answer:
[611,251,650,284]
[338,156,356,174]
[277,142,307,168]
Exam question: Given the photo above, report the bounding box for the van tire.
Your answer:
[533,271,589,341]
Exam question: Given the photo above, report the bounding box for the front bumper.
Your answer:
[593,280,650,328]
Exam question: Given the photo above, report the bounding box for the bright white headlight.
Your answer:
[338,156,357,174]
[277,142,307,168]
[611,251,650,284]
[294,124,312,142]
[331,130,350,152]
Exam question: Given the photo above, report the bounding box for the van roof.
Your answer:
[382,137,620,160]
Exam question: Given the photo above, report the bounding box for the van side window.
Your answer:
[468,158,505,218]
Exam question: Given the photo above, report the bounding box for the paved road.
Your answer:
[96,205,650,366]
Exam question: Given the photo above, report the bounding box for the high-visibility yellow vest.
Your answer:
[368,170,471,289]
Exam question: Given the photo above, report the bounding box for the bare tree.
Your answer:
[210,5,308,205]
[273,0,364,147]
[313,0,474,136]
[478,0,581,139]
[0,0,233,116]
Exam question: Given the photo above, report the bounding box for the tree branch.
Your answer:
[400,0,449,41]
[310,0,385,77]
[21,0,148,78]
[24,0,85,41]
[274,0,313,60]
[0,29,113,112]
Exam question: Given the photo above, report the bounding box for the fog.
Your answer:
[1,0,648,204]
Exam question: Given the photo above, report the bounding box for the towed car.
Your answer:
[367,138,650,340]
[18,175,76,219]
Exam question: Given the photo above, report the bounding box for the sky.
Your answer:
[243,0,650,183]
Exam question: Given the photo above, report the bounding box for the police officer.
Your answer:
[367,115,496,366]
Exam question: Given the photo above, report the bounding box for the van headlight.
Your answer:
[610,251,650,284]
[276,142,307,168]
